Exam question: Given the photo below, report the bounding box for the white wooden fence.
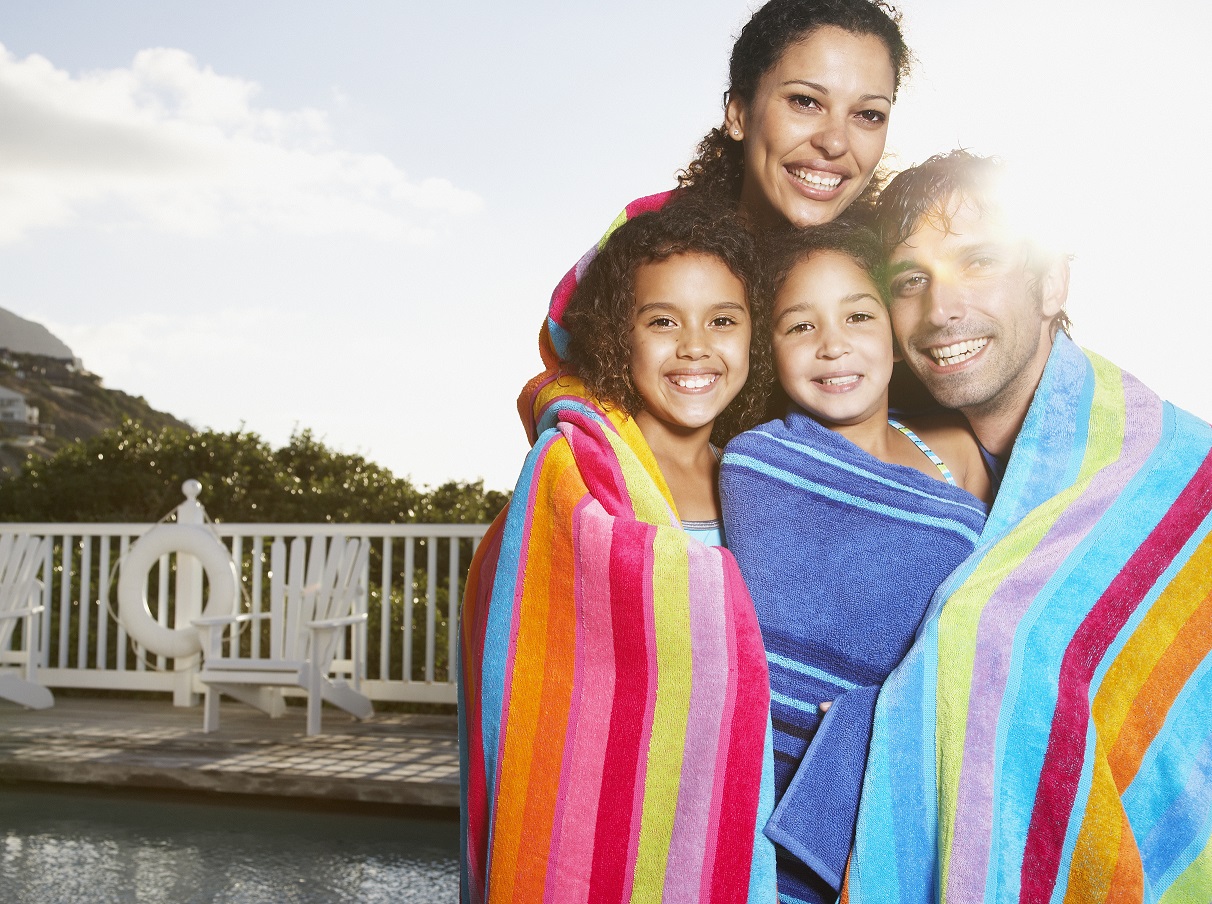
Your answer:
[1,518,488,706]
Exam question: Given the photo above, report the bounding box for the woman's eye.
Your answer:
[790,94,821,111]
[857,109,887,125]
[849,312,874,323]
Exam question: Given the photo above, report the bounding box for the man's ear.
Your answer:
[1038,255,1070,319]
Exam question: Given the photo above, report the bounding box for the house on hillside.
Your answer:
[0,386,38,427]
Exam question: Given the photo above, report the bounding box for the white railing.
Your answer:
[0,518,488,706]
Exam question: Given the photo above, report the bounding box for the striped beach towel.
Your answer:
[845,334,1212,903]
[720,410,988,902]
[459,373,777,904]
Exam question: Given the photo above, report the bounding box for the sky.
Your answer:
[1,1,1209,493]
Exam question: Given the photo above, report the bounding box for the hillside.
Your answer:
[0,351,189,479]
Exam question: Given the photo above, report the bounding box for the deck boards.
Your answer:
[0,696,459,809]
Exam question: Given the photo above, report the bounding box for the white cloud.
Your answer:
[0,45,482,243]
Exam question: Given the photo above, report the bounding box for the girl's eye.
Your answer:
[711,315,738,327]
[849,312,875,323]
[648,316,676,328]
[787,322,814,334]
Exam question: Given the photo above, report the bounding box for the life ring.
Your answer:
[117,523,238,659]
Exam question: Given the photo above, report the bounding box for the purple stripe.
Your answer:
[663,544,728,902]
[545,499,616,904]
[946,373,1162,902]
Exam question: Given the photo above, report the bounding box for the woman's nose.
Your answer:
[812,120,849,158]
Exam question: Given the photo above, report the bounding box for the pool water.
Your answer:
[0,786,458,903]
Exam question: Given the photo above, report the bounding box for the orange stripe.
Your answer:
[1063,750,1121,904]
[1102,537,1212,785]
[488,442,584,902]
[1104,810,1144,904]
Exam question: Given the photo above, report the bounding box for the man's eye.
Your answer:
[894,274,927,295]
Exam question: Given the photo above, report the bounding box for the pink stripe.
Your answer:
[663,545,728,902]
[946,374,1160,902]
[621,530,662,898]
[545,500,616,904]
[700,562,743,896]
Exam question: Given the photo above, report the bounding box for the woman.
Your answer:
[460,2,911,901]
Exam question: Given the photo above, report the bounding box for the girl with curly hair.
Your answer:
[460,203,777,903]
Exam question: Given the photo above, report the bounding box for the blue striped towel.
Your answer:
[721,410,987,901]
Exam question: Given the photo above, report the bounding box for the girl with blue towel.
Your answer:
[720,223,990,902]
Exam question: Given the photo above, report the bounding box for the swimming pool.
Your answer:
[0,785,458,903]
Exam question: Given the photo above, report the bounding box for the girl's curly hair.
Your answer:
[677,0,911,222]
[563,199,774,445]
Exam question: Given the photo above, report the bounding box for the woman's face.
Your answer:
[726,27,895,228]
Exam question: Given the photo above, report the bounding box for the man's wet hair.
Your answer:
[873,150,1072,336]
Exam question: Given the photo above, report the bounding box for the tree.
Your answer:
[0,421,508,524]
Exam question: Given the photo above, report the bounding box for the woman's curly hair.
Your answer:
[677,0,911,222]
[563,199,774,445]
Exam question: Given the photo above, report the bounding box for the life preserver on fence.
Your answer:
[116,523,238,659]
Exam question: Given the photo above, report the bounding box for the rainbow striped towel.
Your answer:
[845,335,1212,903]
[460,374,776,904]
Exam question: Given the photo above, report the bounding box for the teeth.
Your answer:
[819,375,859,386]
[674,374,718,389]
[789,167,842,189]
[930,338,988,367]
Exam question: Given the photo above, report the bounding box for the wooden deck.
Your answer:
[0,695,458,810]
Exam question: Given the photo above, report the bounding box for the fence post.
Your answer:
[172,479,206,706]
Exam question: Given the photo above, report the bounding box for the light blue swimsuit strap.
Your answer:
[887,417,957,486]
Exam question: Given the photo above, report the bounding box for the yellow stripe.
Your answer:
[630,530,694,902]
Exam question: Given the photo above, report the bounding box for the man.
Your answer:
[844,151,1212,903]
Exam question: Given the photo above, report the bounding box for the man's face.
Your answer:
[886,197,1063,425]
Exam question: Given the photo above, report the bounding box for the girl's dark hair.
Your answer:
[764,220,888,304]
[677,0,911,219]
[563,200,772,445]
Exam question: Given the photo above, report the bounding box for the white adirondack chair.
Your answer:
[194,535,373,736]
[0,533,54,710]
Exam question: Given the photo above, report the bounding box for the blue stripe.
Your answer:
[735,431,987,519]
[767,650,860,692]
[726,453,982,546]
[771,689,821,716]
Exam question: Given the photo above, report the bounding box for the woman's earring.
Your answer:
[731,128,740,137]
